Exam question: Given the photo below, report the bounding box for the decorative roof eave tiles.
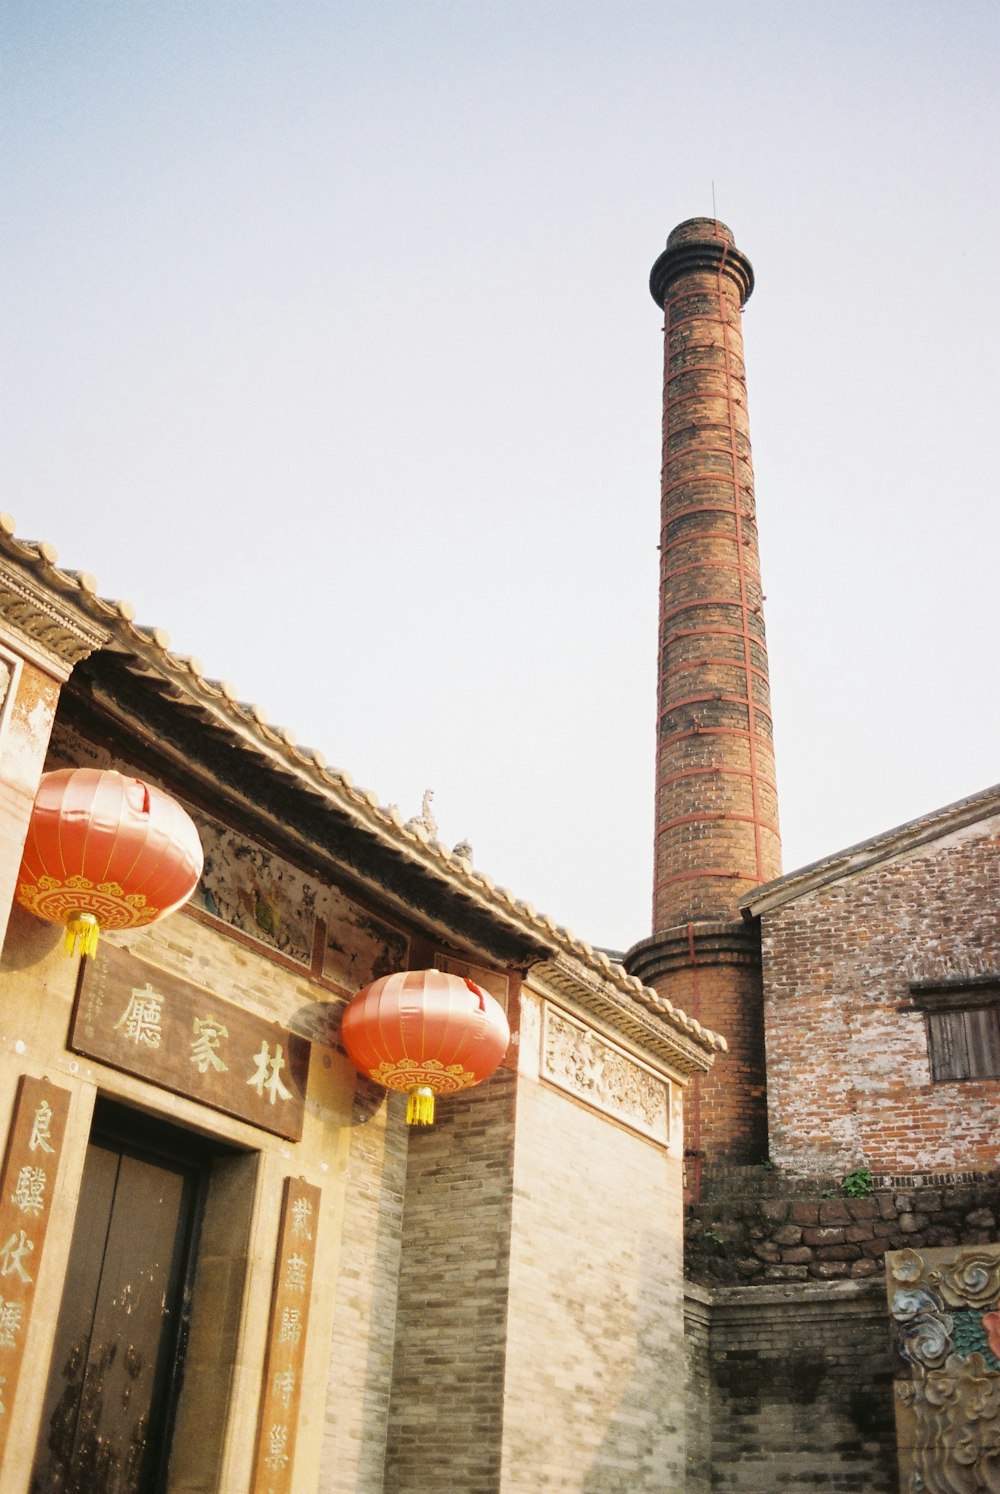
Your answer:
[532,954,725,1078]
[0,517,724,1068]
[741,783,1000,918]
[0,542,109,677]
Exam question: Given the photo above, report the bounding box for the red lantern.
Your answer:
[15,768,204,957]
[341,969,510,1125]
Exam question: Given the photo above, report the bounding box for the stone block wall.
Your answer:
[687,1171,1000,1288]
[761,814,1000,1176]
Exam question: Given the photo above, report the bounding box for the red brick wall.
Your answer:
[651,219,781,930]
[762,816,1000,1175]
[629,923,768,1167]
[662,959,766,1168]
[636,217,782,1170]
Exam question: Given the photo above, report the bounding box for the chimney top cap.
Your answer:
[649,219,754,309]
[666,218,736,250]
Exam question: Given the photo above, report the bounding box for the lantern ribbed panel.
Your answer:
[16,768,204,935]
[341,969,510,1098]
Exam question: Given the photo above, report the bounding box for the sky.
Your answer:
[3,1,998,954]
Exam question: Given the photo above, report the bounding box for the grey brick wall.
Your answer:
[684,1284,713,1493]
[321,1084,409,1494]
[501,1045,687,1490]
[383,987,692,1494]
[702,1280,898,1493]
[384,1070,518,1494]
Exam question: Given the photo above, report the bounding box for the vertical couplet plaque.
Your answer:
[251,1177,321,1493]
[0,1076,71,1463]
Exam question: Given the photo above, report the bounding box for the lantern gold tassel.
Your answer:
[406,1087,435,1126]
[65,912,100,959]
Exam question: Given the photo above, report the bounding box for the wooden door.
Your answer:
[30,1104,205,1493]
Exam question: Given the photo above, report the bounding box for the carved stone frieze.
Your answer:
[887,1242,1000,1492]
[541,1003,670,1144]
[0,559,108,676]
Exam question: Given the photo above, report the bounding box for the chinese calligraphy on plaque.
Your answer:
[0,1077,70,1458]
[251,1178,321,1493]
[72,945,310,1140]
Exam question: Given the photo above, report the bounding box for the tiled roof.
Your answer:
[0,515,725,1070]
[741,781,1000,918]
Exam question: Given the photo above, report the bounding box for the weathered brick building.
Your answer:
[749,786,1000,1180]
[629,218,1000,1493]
[0,524,722,1490]
[681,784,1000,1494]
[0,217,996,1493]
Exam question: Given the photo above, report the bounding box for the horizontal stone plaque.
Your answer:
[72,945,309,1140]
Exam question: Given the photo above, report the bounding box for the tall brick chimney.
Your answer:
[626,218,781,1170]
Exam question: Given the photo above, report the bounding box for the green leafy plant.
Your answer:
[841,1167,874,1198]
[703,1228,725,1247]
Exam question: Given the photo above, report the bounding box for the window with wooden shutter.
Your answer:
[909,978,1000,1082]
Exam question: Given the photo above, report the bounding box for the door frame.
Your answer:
[32,1096,244,1494]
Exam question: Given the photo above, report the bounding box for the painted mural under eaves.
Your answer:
[45,724,409,995]
[191,818,408,988]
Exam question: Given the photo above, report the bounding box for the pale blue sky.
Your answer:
[3,1,998,950]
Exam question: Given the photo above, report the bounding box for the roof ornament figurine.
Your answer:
[404,788,438,839]
[451,838,473,867]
